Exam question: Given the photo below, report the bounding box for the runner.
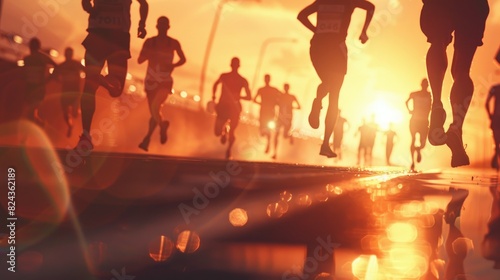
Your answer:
[298,0,374,158]
[421,0,489,167]
[77,0,149,151]
[137,16,186,152]
[384,123,397,166]
[253,74,280,154]
[22,37,57,126]
[212,57,252,159]
[333,110,349,160]
[273,83,301,159]
[52,47,86,137]
[405,78,431,170]
[485,83,500,170]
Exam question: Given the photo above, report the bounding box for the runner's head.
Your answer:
[64,47,74,60]
[264,74,270,85]
[230,57,240,71]
[29,37,41,53]
[284,83,290,93]
[421,78,429,90]
[157,16,170,34]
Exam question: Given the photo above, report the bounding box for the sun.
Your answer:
[368,98,404,131]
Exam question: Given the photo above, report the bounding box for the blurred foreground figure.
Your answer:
[273,83,301,160]
[482,178,500,269]
[405,78,431,170]
[486,84,500,170]
[298,0,374,158]
[138,16,186,152]
[22,37,56,126]
[77,0,148,152]
[253,74,280,155]
[52,47,86,138]
[212,57,252,159]
[421,0,489,167]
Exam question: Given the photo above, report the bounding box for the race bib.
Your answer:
[89,10,126,30]
[317,19,341,33]
[317,4,344,34]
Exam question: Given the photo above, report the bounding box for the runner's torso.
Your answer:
[88,0,132,33]
[23,53,52,85]
[314,0,355,42]
[411,90,431,119]
[258,86,279,112]
[58,61,82,91]
[278,94,295,118]
[219,73,247,106]
[145,36,177,84]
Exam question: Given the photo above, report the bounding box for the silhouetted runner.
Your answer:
[356,119,370,166]
[22,37,57,126]
[384,123,396,166]
[137,16,186,152]
[52,47,86,137]
[298,0,374,158]
[77,0,149,152]
[212,57,252,159]
[333,110,349,160]
[405,78,431,170]
[273,83,301,159]
[486,84,500,170]
[253,74,280,154]
[421,0,489,167]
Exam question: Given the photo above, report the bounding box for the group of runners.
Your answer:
[19,0,496,168]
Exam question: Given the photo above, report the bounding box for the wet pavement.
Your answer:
[1,146,499,280]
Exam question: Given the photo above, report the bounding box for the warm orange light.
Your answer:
[149,235,174,262]
[176,231,200,253]
[229,208,248,227]
[367,98,404,131]
[386,222,418,243]
[352,255,379,280]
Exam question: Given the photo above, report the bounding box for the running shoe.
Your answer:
[446,128,470,168]
[319,144,337,158]
[160,121,169,144]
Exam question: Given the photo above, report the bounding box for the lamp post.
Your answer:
[198,0,260,108]
[251,37,297,91]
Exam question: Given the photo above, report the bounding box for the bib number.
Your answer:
[317,19,341,33]
[89,11,125,30]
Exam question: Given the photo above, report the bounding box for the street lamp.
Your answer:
[251,37,297,91]
[198,0,260,108]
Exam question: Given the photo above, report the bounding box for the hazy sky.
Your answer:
[1,0,500,144]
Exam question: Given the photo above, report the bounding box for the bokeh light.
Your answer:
[229,208,248,227]
[176,230,201,253]
[149,235,175,262]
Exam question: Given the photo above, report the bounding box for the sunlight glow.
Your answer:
[367,98,404,131]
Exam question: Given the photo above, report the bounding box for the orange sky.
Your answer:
[1,0,500,165]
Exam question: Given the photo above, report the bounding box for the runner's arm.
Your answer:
[173,41,187,68]
[293,95,301,110]
[405,94,413,114]
[297,2,317,33]
[354,0,375,44]
[137,39,150,64]
[212,75,222,101]
[486,86,496,119]
[137,0,149,39]
[253,90,261,104]
[242,80,252,101]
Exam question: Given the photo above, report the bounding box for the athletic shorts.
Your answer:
[310,36,348,81]
[82,29,131,60]
[420,0,489,47]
